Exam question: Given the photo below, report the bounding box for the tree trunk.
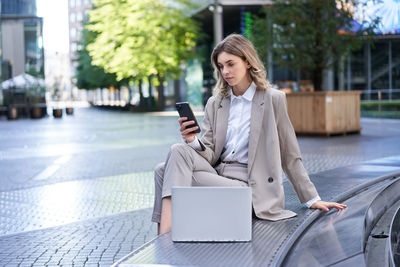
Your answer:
[148,76,154,108]
[157,75,165,111]
[148,76,153,98]
[138,79,144,108]
[312,69,323,92]
[126,82,132,105]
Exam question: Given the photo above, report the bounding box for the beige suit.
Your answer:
[195,87,319,221]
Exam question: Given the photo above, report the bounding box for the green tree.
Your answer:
[87,0,199,109]
[75,26,121,91]
[252,0,380,91]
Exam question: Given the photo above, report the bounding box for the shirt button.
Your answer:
[268,177,274,183]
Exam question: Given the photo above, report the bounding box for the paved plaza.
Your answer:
[0,107,400,266]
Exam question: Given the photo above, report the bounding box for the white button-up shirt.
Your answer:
[220,82,256,164]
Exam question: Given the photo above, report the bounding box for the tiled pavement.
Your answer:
[0,172,154,236]
[0,107,400,266]
[0,209,155,267]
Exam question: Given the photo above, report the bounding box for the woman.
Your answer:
[152,34,347,235]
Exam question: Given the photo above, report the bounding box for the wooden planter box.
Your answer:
[285,91,362,136]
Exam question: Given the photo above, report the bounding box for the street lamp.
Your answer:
[209,1,223,44]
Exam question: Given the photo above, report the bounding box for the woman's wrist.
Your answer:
[184,136,196,143]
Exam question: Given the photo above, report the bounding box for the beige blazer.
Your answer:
[196,87,319,221]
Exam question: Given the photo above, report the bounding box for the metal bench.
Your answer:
[113,156,400,267]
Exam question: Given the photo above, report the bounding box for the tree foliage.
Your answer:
[252,0,380,91]
[86,0,200,82]
[75,26,121,90]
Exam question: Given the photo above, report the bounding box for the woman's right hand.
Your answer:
[178,117,200,143]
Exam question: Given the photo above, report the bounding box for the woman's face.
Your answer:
[217,51,251,90]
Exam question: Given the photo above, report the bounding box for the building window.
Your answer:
[24,19,44,77]
[70,13,76,23]
[1,0,37,16]
[393,40,400,89]
[70,42,77,52]
[371,41,389,90]
[70,0,75,8]
[77,12,83,22]
[70,28,77,38]
[84,0,93,7]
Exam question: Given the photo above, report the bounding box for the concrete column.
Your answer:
[2,20,25,77]
[213,1,223,45]
[322,57,334,91]
[267,48,273,82]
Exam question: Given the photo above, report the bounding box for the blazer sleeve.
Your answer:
[195,96,217,164]
[275,92,319,203]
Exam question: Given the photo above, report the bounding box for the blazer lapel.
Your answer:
[248,88,265,174]
[214,96,230,161]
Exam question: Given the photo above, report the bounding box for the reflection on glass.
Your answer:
[371,41,389,90]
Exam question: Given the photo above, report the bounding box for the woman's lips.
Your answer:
[225,77,233,81]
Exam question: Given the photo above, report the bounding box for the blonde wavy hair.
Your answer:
[211,34,271,97]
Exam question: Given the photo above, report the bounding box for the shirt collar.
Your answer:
[230,81,257,103]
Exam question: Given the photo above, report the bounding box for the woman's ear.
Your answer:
[246,61,251,69]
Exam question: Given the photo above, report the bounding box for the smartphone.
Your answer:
[175,102,201,134]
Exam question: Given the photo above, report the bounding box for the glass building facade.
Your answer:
[1,0,44,79]
[1,0,36,16]
[346,38,400,101]
[23,18,44,77]
[194,1,400,104]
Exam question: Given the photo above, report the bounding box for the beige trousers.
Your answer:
[151,143,249,223]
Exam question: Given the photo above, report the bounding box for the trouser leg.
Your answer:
[152,162,166,223]
[152,143,211,223]
[161,143,218,198]
[152,143,248,223]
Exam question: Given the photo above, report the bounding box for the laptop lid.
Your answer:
[171,186,252,242]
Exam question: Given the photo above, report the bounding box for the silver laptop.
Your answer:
[171,186,252,242]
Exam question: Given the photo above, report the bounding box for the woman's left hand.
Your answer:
[311,200,347,212]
